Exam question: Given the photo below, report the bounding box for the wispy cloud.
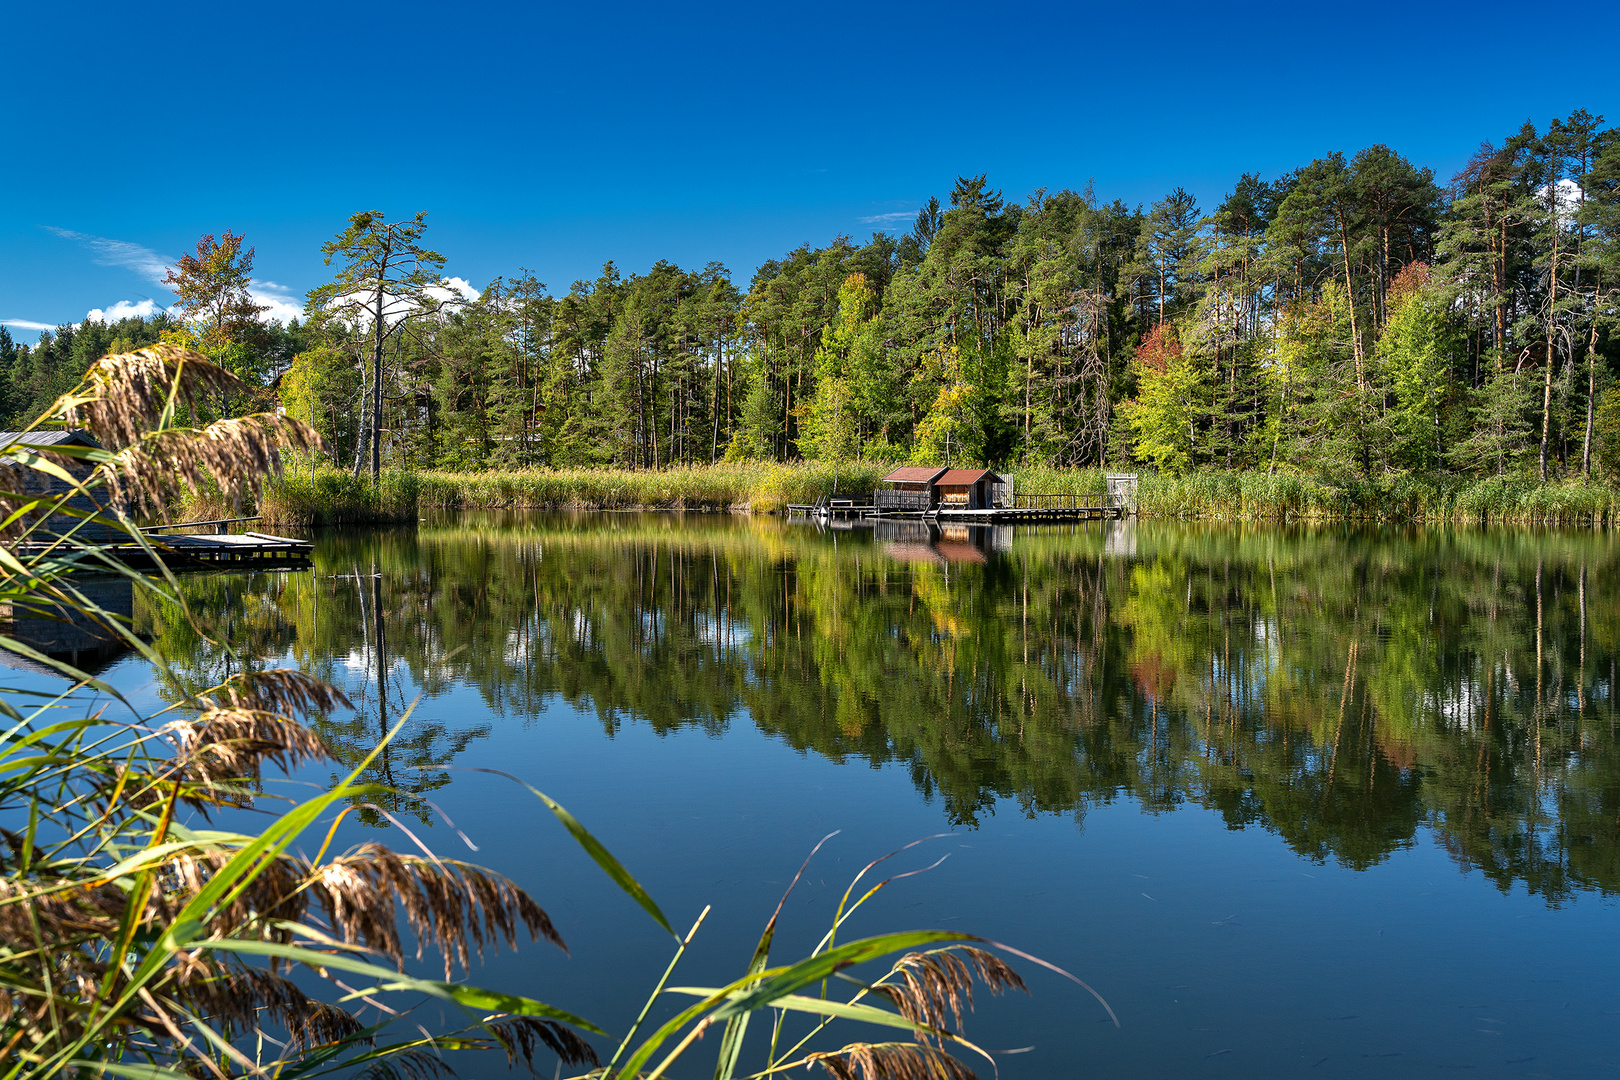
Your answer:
[858,210,918,226]
[1,318,56,332]
[42,226,173,286]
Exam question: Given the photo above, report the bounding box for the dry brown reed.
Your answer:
[354,1050,457,1080]
[202,667,355,718]
[169,708,332,791]
[3,346,595,1079]
[100,413,324,515]
[64,344,243,450]
[316,843,564,978]
[806,1041,978,1080]
[177,962,366,1050]
[161,850,308,942]
[877,947,1027,1036]
[484,1015,600,1069]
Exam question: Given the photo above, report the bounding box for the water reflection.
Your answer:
[141,514,1620,903]
[1,576,134,677]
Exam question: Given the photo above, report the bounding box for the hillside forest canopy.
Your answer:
[8,111,1620,484]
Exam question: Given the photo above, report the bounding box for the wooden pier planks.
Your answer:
[16,532,313,571]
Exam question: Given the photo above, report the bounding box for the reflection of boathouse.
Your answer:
[0,576,134,676]
[873,519,1002,565]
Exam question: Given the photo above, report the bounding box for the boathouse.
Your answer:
[0,430,121,540]
[933,468,1009,510]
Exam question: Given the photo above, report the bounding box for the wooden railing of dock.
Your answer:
[142,516,263,535]
[1011,493,1108,512]
[874,489,932,511]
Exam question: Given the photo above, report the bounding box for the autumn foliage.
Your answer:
[1387,260,1432,309]
[1133,322,1183,376]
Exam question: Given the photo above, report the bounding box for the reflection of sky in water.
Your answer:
[11,514,1620,1077]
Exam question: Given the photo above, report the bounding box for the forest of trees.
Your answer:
[8,110,1620,482]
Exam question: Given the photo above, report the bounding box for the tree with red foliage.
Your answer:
[164,232,268,349]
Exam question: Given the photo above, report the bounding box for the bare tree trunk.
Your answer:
[352,354,369,478]
[710,324,722,465]
[1339,217,1364,385]
[1540,230,1559,481]
[1583,318,1598,478]
[371,315,384,482]
[369,258,390,484]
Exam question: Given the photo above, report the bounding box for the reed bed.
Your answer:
[258,466,422,527]
[1135,470,1620,525]
[415,461,896,513]
[256,462,1620,527]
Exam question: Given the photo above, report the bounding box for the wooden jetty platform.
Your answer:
[788,490,1130,523]
[17,517,313,572]
[789,471,1137,524]
[785,497,877,519]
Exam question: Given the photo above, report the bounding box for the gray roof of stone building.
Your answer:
[0,430,102,448]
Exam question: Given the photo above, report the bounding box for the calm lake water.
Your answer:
[28,514,1620,1078]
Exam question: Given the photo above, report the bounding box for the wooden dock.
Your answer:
[17,518,312,572]
[789,492,1126,523]
[786,497,876,519]
[933,493,1117,522]
[141,531,313,570]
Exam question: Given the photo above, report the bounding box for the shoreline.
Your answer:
[245,464,1620,530]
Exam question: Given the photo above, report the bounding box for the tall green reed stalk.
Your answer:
[1,348,1078,1078]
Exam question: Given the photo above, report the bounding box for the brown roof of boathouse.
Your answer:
[880,466,949,485]
[935,468,1002,486]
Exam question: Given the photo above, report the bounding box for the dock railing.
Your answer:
[142,516,263,535]
[875,489,932,511]
[1011,493,1108,511]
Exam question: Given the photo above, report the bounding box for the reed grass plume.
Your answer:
[317,843,564,978]
[0,345,592,1079]
[878,947,1028,1035]
[63,343,243,450]
[805,1041,978,1080]
[167,706,332,792]
[102,413,324,515]
[201,666,356,717]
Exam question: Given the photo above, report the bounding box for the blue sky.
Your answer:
[3,0,1616,335]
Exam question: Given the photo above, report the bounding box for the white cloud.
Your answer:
[859,210,917,226]
[1,318,56,332]
[1536,178,1585,225]
[43,226,172,286]
[323,277,482,330]
[430,277,481,304]
[250,281,305,324]
[86,299,163,322]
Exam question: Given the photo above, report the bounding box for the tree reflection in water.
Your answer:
[141,513,1620,902]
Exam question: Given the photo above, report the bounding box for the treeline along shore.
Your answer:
[245,462,1620,528]
[10,108,1620,521]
